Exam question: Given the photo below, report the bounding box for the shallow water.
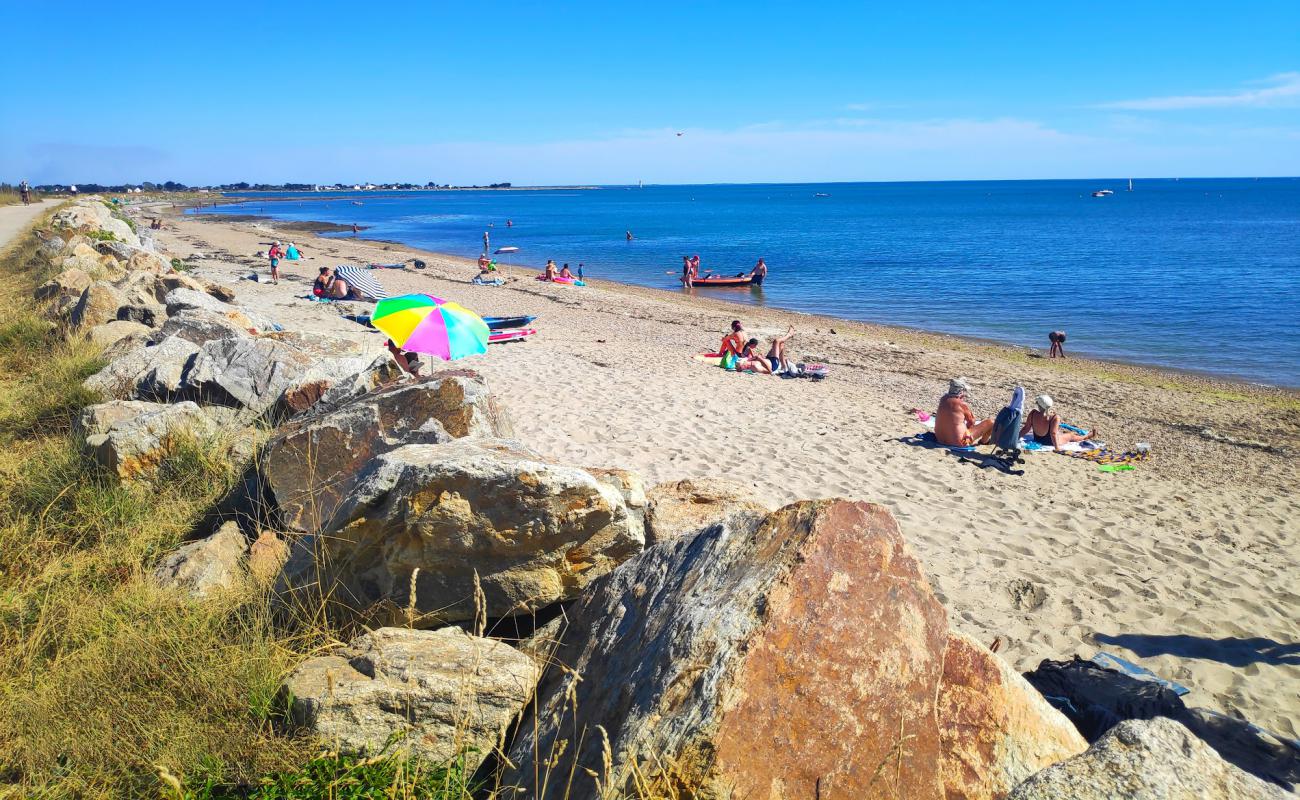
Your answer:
[200,178,1300,386]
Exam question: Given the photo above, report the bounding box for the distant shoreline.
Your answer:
[176,203,1300,397]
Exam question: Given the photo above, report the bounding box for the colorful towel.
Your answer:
[917,431,977,452]
[1073,448,1150,466]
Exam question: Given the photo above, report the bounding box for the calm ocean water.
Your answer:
[201,179,1300,387]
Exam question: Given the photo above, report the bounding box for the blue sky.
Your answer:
[2,1,1298,185]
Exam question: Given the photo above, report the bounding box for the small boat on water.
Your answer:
[1091,189,1114,197]
[494,246,520,254]
[351,201,363,205]
[690,272,764,287]
[813,192,830,197]
[1127,178,1134,192]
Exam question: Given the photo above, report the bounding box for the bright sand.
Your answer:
[155,209,1299,737]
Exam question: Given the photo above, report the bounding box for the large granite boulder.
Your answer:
[85,320,152,349]
[1008,717,1287,800]
[83,335,199,400]
[34,267,92,303]
[164,287,232,316]
[70,281,127,330]
[262,371,511,532]
[277,440,646,626]
[157,308,253,346]
[644,477,771,544]
[126,250,171,274]
[152,521,248,598]
[282,627,539,771]
[502,500,1085,800]
[62,242,125,280]
[76,399,217,479]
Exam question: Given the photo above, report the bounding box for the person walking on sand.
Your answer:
[935,377,994,447]
[1049,330,1067,358]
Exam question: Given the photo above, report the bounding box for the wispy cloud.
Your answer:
[1096,72,1300,110]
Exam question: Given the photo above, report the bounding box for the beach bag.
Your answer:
[990,386,1025,451]
[721,352,737,371]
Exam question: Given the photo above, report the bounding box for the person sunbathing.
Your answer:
[1019,395,1095,448]
[935,377,994,446]
[385,339,421,375]
[559,263,575,279]
[541,259,558,281]
[766,325,795,373]
[737,338,773,374]
[313,267,353,299]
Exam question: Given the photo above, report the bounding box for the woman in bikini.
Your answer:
[1019,394,1095,448]
[737,337,774,374]
[766,325,795,374]
[719,320,744,357]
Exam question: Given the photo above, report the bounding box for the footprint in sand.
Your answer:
[1007,578,1048,611]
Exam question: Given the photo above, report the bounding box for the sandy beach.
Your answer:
[154,207,1299,738]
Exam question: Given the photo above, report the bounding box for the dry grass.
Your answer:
[0,218,319,797]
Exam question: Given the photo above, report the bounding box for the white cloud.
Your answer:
[1096,72,1300,110]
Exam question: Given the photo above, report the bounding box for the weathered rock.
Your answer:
[157,308,252,346]
[204,282,237,302]
[115,304,163,327]
[157,272,209,298]
[70,281,127,329]
[83,335,199,400]
[62,242,125,281]
[34,267,93,303]
[1008,717,1287,800]
[282,627,539,771]
[76,399,217,479]
[247,530,290,583]
[940,631,1091,799]
[183,335,315,414]
[276,440,646,626]
[126,250,171,274]
[93,239,135,262]
[503,500,1085,800]
[262,371,510,532]
[644,478,772,544]
[85,320,152,349]
[152,521,248,597]
[164,287,231,316]
[37,233,66,258]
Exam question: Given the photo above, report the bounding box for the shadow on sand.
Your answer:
[1093,633,1300,668]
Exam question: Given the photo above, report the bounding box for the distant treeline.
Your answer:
[30,181,514,192]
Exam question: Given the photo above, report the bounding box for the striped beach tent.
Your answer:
[334,265,389,300]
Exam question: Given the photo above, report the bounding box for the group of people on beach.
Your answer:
[935,377,1094,449]
[681,256,767,288]
[540,260,582,282]
[312,266,354,299]
[719,319,798,375]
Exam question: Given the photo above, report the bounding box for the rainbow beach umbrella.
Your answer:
[372,294,489,361]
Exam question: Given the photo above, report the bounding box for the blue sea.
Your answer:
[198,179,1300,387]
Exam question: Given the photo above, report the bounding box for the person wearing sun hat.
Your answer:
[935,376,994,447]
[1019,393,1095,448]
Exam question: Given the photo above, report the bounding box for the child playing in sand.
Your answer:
[1019,395,1094,449]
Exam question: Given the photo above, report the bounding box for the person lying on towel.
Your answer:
[1019,394,1095,449]
[935,377,994,446]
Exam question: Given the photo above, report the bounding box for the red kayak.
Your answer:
[689,272,763,287]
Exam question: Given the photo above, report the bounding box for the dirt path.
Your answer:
[0,199,57,252]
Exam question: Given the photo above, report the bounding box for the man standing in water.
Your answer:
[483,230,490,254]
[750,257,768,284]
